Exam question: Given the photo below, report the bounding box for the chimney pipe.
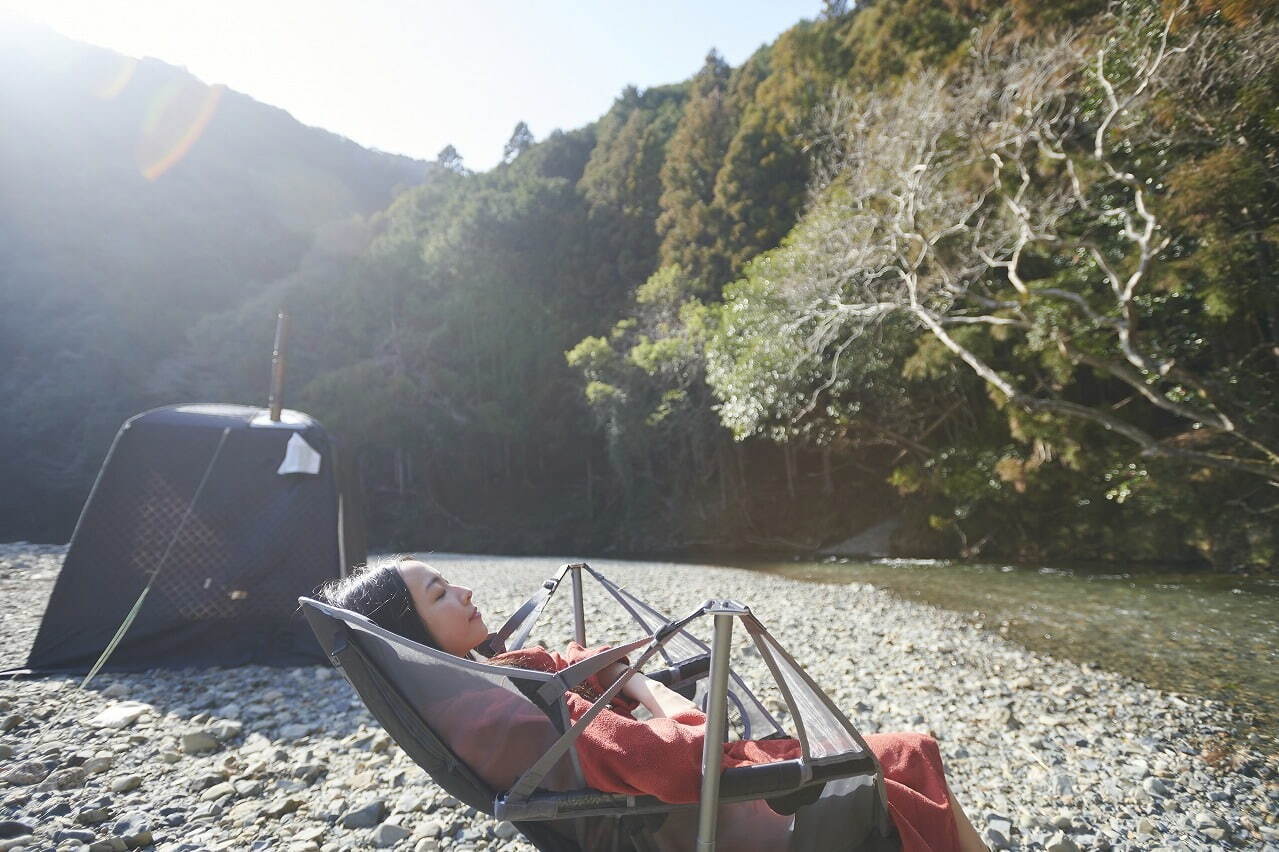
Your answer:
[268,312,289,422]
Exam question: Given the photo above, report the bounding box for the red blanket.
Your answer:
[491,643,961,852]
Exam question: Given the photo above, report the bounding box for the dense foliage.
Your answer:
[4,2,1275,568]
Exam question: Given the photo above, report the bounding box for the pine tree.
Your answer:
[503,121,535,163]
[655,51,737,292]
[435,144,466,174]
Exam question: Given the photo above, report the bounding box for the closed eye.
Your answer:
[424,575,446,602]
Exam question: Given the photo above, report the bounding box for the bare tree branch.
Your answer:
[774,6,1279,483]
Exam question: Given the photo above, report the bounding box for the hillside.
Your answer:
[0,19,424,540]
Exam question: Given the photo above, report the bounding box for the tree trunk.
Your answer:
[783,442,796,499]
[821,445,834,496]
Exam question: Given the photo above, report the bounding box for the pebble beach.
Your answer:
[1,543,1275,851]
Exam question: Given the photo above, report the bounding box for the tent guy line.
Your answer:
[80,426,231,689]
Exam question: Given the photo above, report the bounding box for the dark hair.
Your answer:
[316,556,438,649]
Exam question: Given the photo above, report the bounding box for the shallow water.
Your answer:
[734,557,1279,745]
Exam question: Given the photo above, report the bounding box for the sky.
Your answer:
[0,1,823,170]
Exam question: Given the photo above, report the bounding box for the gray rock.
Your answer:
[90,703,150,730]
[41,766,88,790]
[493,821,519,841]
[262,797,304,819]
[1,761,49,786]
[100,683,128,700]
[189,801,222,821]
[1124,758,1150,778]
[83,756,113,775]
[417,819,445,838]
[88,838,128,852]
[205,720,243,741]
[0,714,22,733]
[76,806,113,826]
[455,826,485,843]
[0,836,33,852]
[294,825,327,843]
[0,823,35,841]
[1045,831,1079,852]
[412,839,438,852]
[112,813,152,848]
[200,781,235,802]
[53,828,96,843]
[233,779,264,797]
[179,731,220,754]
[189,771,228,791]
[1050,812,1073,831]
[339,799,387,829]
[393,791,422,814]
[292,763,326,784]
[999,705,1023,731]
[0,744,12,760]
[371,822,410,847]
[985,817,1012,850]
[109,775,141,793]
[1142,776,1171,798]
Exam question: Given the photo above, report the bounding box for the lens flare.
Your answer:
[93,55,137,100]
[138,80,224,180]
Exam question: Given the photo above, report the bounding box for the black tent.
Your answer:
[16,404,365,673]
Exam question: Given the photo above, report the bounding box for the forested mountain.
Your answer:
[0,19,424,540]
[4,1,1276,569]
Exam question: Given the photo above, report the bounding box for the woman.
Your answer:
[319,558,990,852]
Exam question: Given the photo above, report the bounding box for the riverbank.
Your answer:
[1,544,1275,850]
[740,556,1279,748]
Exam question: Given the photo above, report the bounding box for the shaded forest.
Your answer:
[3,1,1276,569]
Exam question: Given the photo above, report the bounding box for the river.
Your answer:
[730,556,1279,746]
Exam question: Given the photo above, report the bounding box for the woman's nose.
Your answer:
[458,586,473,604]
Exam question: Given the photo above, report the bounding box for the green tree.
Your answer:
[435,144,466,174]
[503,121,535,163]
[655,51,737,291]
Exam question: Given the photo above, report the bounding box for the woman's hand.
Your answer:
[593,658,700,719]
[597,660,632,691]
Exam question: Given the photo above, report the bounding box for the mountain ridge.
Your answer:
[0,19,426,540]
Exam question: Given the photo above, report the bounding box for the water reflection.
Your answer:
[738,557,1279,744]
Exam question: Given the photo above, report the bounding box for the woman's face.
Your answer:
[397,560,489,657]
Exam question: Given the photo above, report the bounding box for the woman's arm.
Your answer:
[622,671,701,719]
[598,662,702,719]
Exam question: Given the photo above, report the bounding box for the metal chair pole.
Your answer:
[569,563,586,646]
[696,612,734,850]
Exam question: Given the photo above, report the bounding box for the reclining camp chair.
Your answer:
[299,563,900,851]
